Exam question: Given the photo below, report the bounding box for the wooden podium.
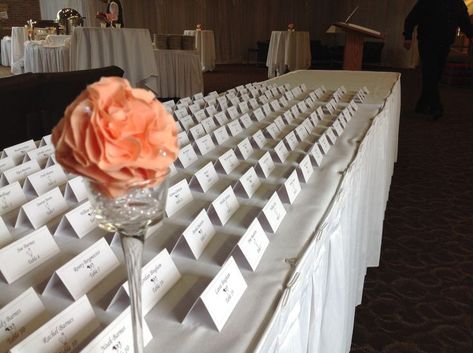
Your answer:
[333,22,384,70]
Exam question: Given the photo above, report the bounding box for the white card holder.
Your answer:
[184,257,247,331]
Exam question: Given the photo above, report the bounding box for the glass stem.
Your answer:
[120,232,145,353]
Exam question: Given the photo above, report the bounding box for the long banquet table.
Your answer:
[0,70,400,353]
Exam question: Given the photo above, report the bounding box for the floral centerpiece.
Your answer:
[196,23,203,31]
[288,23,295,32]
[96,11,117,27]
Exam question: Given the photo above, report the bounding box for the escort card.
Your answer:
[274,116,285,131]
[210,186,239,225]
[2,140,37,163]
[177,144,198,168]
[177,131,190,147]
[265,123,280,139]
[189,123,206,141]
[16,187,68,229]
[45,154,57,168]
[283,110,294,124]
[2,159,41,185]
[285,131,299,151]
[282,169,301,204]
[316,106,325,120]
[285,90,295,100]
[213,125,230,145]
[298,154,313,183]
[310,144,324,167]
[270,99,281,111]
[188,103,201,114]
[195,134,216,156]
[55,201,98,238]
[236,138,254,160]
[295,125,309,142]
[23,164,67,196]
[303,118,314,133]
[291,104,300,117]
[201,116,217,134]
[0,182,27,216]
[297,101,308,113]
[310,111,320,124]
[195,257,247,331]
[318,134,331,154]
[0,156,16,173]
[163,99,176,111]
[230,97,240,107]
[262,103,272,116]
[257,152,275,178]
[252,130,267,149]
[273,140,290,163]
[24,144,55,165]
[206,105,218,116]
[110,249,181,315]
[217,149,240,174]
[227,120,243,137]
[279,96,288,107]
[0,226,60,284]
[0,287,47,351]
[194,162,219,193]
[218,97,228,111]
[260,192,286,233]
[80,307,152,353]
[237,167,261,198]
[179,96,192,105]
[253,107,265,122]
[0,217,12,247]
[179,209,215,259]
[324,102,335,115]
[241,93,250,102]
[40,134,52,146]
[326,128,337,145]
[166,179,193,217]
[10,296,100,353]
[238,101,250,114]
[333,120,344,136]
[193,109,207,122]
[249,98,259,109]
[233,218,269,271]
[45,238,119,300]
[180,115,195,131]
[214,111,229,125]
[239,113,253,129]
[227,106,239,120]
[174,108,188,120]
[64,176,88,203]
[265,90,273,99]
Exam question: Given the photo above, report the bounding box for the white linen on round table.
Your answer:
[44,34,71,47]
[10,26,28,74]
[70,27,158,87]
[183,29,216,71]
[1,37,11,66]
[24,40,70,73]
[266,31,311,78]
[151,49,203,98]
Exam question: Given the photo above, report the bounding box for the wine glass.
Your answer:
[85,171,169,353]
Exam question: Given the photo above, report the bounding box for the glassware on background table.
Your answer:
[85,172,169,353]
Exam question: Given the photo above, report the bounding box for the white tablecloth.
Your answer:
[10,27,28,74]
[1,37,11,66]
[70,27,158,87]
[184,29,216,71]
[24,40,70,73]
[0,70,400,353]
[266,31,311,78]
[150,49,203,98]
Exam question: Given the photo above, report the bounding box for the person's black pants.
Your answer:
[417,41,451,113]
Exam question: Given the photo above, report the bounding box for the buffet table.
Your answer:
[0,70,400,353]
[184,29,216,71]
[23,39,70,73]
[70,27,158,87]
[266,31,311,78]
[1,36,11,66]
[152,49,204,98]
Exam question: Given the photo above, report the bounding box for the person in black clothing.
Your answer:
[403,0,472,119]
[100,0,124,27]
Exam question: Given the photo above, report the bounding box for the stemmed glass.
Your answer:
[85,171,169,353]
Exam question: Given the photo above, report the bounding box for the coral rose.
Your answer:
[52,77,179,197]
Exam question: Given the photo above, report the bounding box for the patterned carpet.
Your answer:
[349,69,473,353]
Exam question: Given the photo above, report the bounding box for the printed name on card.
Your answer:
[279,96,288,107]
[206,105,218,117]
[178,209,216,259]
[227,120,243,137]
[80,307,152,353]
[189,123,206,141]
[188,103,200,114]
[274,116,285,131]
[177,144,198,168]
[23,164,67,196]
[193,162,219,193]
[333,120,344,136]
[270,99,281,111]
[110,249,181,315]
[166,179,194,217]
[177,131,190,147]
[298,154,313,183]
[227,106,239,120]
[2,140,37,163]
[285,90,295,100]
[0,156,16,173]
[326,128,337,145]
[0,226,60,284]
[195,134,216,156]
[217,149,240,175]
[239,113,253,129]
[209,186,239,226]
[213,125,230,145]
[295,125,309,142]
[285,131,299,151]
[265,123,280,140]
[310,144,324,167]
[10,296,100,353]
[291,104,300,117]
[262,103,272,116]
[252,129,267,149]
[237,167,261,198]
[273,140,290,163]
[282,169,301,204]
[0,287,48,351]
[236,138,254,160]
[201,116,217,134]
[238,101,250,114]
[55,201,98,238]
[44,238,119,300]
[25,144,55,165]
[193,109,207,123]
[257,152,275,178]
[16,187,68,229]
[187,257,247,331]
[232,218,269,271]
[179,115,195,131]
[249,98,259,110]
[283,110,294,124]
[174,108,189,120]
[64,176,88,203]
[253,107,265,122]
[2,159,41,185]
[260,192,286,233]
[214,111,228,126]
[0,182,27,216]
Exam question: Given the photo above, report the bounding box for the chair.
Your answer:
[0,66,124,149]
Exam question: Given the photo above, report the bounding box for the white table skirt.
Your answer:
[10,27,28,74]
[266,31,311,78]
[70,27,158,87]
[184,30,216,71]
[1,37,11,66]
[149,49,203,98]
[24,41,71,73]
[0,70,400,353]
